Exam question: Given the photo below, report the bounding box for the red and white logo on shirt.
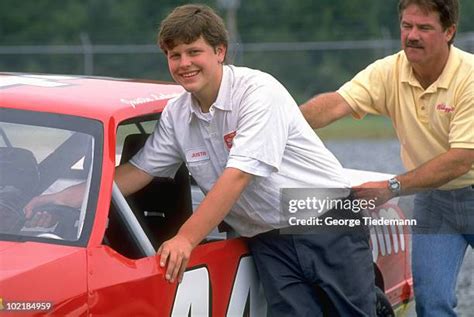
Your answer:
[224,131,237,150]
[436,103,454,113]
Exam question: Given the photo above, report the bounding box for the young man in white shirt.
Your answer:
[26,4,376,316]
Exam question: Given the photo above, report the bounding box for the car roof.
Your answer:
[0,73,184,122]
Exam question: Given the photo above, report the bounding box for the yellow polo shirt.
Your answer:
[338,46,473,190]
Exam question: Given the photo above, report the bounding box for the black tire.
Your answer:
[376,287,395,317]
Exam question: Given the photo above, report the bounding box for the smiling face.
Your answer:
[400,4,455,68]
[166,37,226,110]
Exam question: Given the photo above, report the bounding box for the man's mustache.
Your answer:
[405,40,423,48]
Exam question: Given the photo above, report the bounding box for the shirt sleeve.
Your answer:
[337,59,390,119]
[449,76,474,149]
[226,77,291,175]
[129,106,183,178]
[226,155,274,177]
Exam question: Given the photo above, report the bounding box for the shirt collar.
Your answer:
[188,95,201,118]
[213,65,233,111]
[400,46,460,91]
[436,46,460,89]
[187,65,233,123]
[400,51,421,88]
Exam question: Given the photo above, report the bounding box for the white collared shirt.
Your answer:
[131,65,349,237]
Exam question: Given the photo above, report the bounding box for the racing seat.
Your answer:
[109,133,192,252]
[0,147,40,195]
[0,147,40,232]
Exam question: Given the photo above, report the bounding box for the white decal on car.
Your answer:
[120,93,181,108]
[370,206,406,262]
[0,75,74,88]
[226,256,267,317]
[171,266,210,317]
[171,256,267,316]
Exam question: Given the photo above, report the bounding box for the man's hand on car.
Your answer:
[157,234,194,284]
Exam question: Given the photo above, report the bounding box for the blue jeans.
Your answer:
[412,185,474,317]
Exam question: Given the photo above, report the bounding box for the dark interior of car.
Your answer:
[105,133,193,259]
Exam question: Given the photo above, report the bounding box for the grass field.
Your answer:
[315,115,397,140]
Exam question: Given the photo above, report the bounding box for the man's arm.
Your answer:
[24,162,153,218]
[397,148,474,193]
[300,92,353,129]
[353,148,474,204]
[24,182,86,218]
[158,167,253,283]
[114,162,154,196]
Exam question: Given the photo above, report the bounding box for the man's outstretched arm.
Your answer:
[353,148,474,204]
[300,92,353,129]
[158,167,253,283]
[114,162,154,196]
[24,162,153,218]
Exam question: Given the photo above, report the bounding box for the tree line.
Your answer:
[1,0,473,101]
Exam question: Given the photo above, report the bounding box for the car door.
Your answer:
[87,180,266,316]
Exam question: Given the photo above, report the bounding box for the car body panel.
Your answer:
[85,239,264,316]
[344,168,413,308]
[0,242,88,316]
[0,74,183,122]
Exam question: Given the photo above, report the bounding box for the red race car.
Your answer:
[0,73,413,316]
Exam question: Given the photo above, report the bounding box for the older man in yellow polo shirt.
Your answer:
[301,0,473,316]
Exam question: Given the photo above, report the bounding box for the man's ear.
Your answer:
[445,24,456,43]
[215,45,227,63]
